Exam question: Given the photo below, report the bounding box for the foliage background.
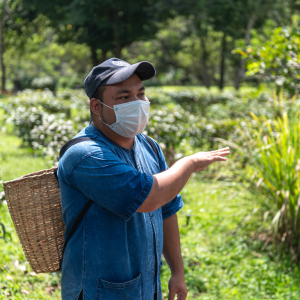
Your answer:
[1,0,300,299]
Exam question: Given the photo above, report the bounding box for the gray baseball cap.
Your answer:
[84,57,156,99]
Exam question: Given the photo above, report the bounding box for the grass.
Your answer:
[1,131,300,299]
[165,179,300,299]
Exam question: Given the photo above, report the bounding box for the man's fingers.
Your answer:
[205,156,227,167]
[213,156,228,162]
[210,150,230,157]
[177,293,187,300]
[210,147,230,154]
[168,290,176,300]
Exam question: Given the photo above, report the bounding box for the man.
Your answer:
[57,58,230,300]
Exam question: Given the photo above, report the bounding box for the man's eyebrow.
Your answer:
[116,89,131,95]
[115,85,145,95]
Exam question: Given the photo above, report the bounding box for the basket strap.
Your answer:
[59,136,96,160]
[142,134,161,172]
[54,136,96,184]
[57,136,96,269]
[142,133,159,159]
[59,199,94,269]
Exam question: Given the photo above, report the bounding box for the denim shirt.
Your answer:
[57,123,183,300]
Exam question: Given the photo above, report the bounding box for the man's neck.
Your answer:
[91,120,135,150]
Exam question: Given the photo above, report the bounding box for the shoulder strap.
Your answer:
[55,136,96,270]
[142,134,159,159]
[59,136,95,159]
[59,199,93,269]
[54,136,95,181]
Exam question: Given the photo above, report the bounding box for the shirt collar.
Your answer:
[87,122,137,152]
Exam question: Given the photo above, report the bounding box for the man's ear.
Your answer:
[90,98,101,116]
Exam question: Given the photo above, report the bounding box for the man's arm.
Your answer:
[137,147,230,213]
[163,213,187,300]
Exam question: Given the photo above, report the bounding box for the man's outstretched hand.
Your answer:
[190,147,230,172]
[168,273,188,300]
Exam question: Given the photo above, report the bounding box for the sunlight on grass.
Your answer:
[0,131,52,182]
[160,179,300,299]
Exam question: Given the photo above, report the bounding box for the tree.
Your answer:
[0,0,7,93]
[188,0,212,88]
[0,0,41,93]
[242,26,300,96]
[229,0,293,90]
[23,0,174,66]
[204,0,292,90]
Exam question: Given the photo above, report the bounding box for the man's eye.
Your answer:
[120,96,129,99]
[139,93,145,97]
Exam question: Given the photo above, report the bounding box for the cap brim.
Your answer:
[102,61,155,85]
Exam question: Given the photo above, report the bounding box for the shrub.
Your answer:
[6,105,45,146]
[145,105,201,165]
[239,26,300,96]
[240,109,300,261]
[30,113,81,164]
[145,87,172,105]
[31,76,56,91]
[2,90,71,116]
[2,90,89,163]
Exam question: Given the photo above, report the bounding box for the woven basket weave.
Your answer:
[3,167,65,273]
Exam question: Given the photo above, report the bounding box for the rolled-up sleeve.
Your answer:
[69,148,153,221]
[153,140,184,219]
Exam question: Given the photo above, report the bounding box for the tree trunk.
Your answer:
[0,0,7,94]
[112,10,122,58]
[200,35,210,89]
[91,45,98,66]
[100,50,107,63]
[234,14,256,90]
[219,31,226,91]
[91,46,108,66]
[113,46,123,59]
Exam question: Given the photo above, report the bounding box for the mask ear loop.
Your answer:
[97,99,114,127]
[97,99,114,109]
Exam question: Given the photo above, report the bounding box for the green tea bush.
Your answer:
[1,90,90,163]
[1,90,71,116]
[196,118,239,149]
[145,87,172,105]
[146,105,201,165]
[57,89,90,121]
[206,91,272,119]
[147,88,238,114]
[30,114,80,164]
[167,89,234,106]
[56,88,88,109]
[6,106,45,145]
[31,76,56,91]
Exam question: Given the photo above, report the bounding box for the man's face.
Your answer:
[99,73,148,125]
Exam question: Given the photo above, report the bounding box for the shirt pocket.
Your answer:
[96,273,143,300]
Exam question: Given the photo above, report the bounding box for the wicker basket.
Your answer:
[3,167,65,273]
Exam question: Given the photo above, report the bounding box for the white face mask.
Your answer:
[97,99,150,138]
